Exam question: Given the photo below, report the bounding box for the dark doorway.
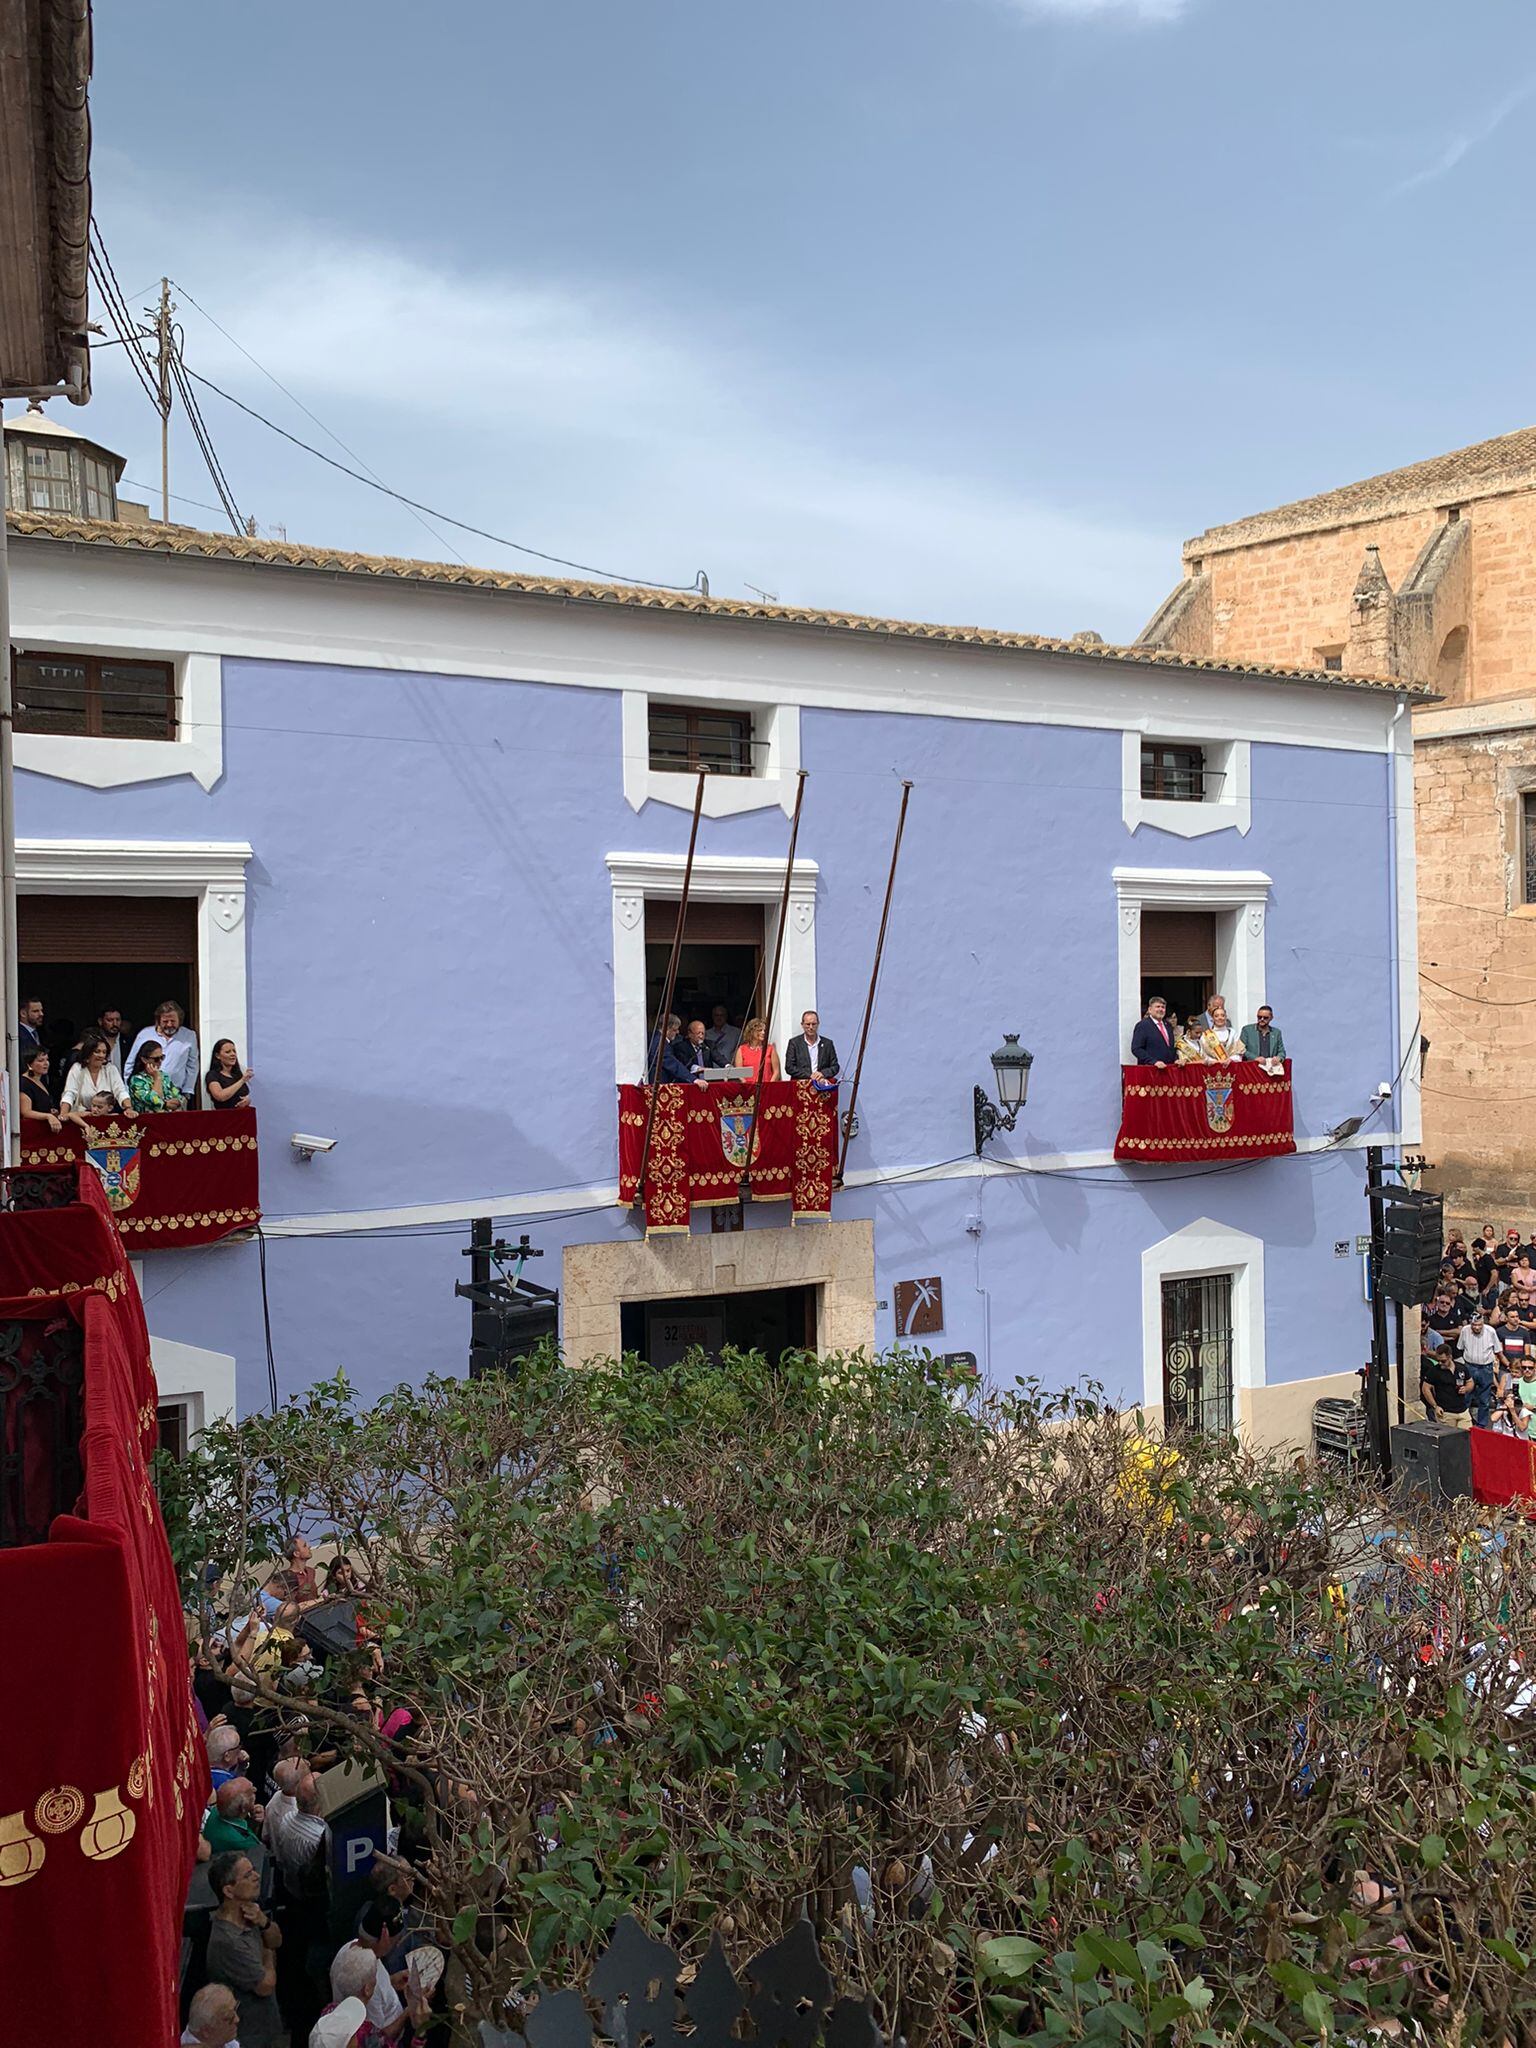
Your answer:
[17,894,197,1084]
[1140,909,1215,1034]
[644,901,764,1030]
[620,1285,817,1366]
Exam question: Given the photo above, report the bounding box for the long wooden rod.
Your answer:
[835,780,913,1186]
[743,768,808,1191]
[635,770,707,1201]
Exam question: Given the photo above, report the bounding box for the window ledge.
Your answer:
[1123,732,1251,838]
[622,692,800,816]
[11,653,222,791]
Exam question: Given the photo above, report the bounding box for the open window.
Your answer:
[17,893,197,1084]
[1123,732,1250,839]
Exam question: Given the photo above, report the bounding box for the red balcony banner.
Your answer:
[20,1106,260,1250]
[1114,1061,1296,1164]
[0,1164,206,2044]
[619,1079,838,1233]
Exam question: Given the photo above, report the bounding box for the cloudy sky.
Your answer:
[51,0,1536,638]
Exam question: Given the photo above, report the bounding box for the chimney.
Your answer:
[1348,543,1396,677]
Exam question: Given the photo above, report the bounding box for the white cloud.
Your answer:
[81,196,1174,640]
[994,0,1189,21]
[1391,76,1536,198]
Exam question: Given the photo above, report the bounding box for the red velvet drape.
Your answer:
[1114,1061,1296,1163]
[20,1105,260,1249]
[0,1164,206,2043]
[618,1080,838,1233]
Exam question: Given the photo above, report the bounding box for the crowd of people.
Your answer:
[16,995,253,1131]
[644,1006,841,1087]
[186,1538,445,2048]
[1419,1225,1536,1435]
[1130,994,1287,1069]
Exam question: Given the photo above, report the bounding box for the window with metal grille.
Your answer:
[648,704,755,776]
[1160,1273,1234,1435]
[13,651,176,741]
[1141,741,1214,802]
[1524,792,1536,908]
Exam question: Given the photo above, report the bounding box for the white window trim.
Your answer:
[1123,730,1250,838]
[607,851,818,1088]
[1140,1216,1266,1414]
[621,691,801,817]
[11,648,222,792]
[149,1335,237,1442]
[1114,865,1271,1061]
[15,839,253,1066]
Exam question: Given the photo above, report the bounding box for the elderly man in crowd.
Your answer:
[206,1850,283,2048]
[329,1935,409,2041]
[181,1981,241,2048]
[208,1723,248,1788]
[309,1998,367,2048]
[204,1777,264,1856]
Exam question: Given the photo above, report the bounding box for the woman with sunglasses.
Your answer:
[129,1038,188,1113]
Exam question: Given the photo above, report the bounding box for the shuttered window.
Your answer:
[17,895,197,964]
[1140,910,1215,979]
[13,651,176,740]
[643,901,765,946]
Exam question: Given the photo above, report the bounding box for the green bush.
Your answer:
[176,1348,1536,2046]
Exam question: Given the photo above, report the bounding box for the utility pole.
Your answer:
[150,279,174,523]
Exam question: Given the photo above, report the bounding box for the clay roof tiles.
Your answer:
[6,508,1431,698]
[1188,424,1536,555]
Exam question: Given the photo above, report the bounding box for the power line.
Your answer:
[166,344,244,534]
[170,279,466,567]
[182,364,704,592]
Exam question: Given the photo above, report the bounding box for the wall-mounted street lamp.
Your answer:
[973,1033,1034,1155]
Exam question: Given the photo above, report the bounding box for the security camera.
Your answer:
[290,1133,337,1162]
[1372,1082,1394,1103]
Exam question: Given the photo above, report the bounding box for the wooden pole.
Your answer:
[835,780,913,1187]
[634,771,706,1204]
[743,769,808,1193]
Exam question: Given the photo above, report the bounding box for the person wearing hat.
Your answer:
[310,1998,367,2048]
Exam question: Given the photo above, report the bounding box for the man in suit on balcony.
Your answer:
[1131,995,1176,1068]
[785,1011,839,1081]
[1238,1006,1287,1061]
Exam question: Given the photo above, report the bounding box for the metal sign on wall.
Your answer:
[894,1276,944,1336]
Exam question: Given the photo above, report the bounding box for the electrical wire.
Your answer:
[166,348,244,534]
[182,365,704,592]
[1421,974,1536,1009]
[170,279,467,568]
[86,235,160,412]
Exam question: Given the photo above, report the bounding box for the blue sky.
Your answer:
[53,0,1536,637]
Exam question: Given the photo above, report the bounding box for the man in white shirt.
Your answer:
[331,1913,405,2035]
[181,1982,240,2046]
[784,1010,839,1082]
[270,1768,329,1878]
[127,997,199,1096]
[261,1757,302,1850]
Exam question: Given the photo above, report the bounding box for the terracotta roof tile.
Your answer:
[6,509,1431,698]
[1187,425,1536,555]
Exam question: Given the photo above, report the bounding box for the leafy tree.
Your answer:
[174,1348,1536,2046]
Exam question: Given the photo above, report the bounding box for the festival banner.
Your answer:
[20,1106,260,1250]
[618,1079,838,1233]
[1114,1061,1296,1164]
[0,1163,206,2043]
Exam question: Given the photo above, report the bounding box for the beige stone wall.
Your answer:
[1416,721,1536,1225]
[1192,510,1442,674]
[1177,486,1536,705]
[561,1217,876,1364]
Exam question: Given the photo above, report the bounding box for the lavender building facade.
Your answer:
[4,500,1423,1449]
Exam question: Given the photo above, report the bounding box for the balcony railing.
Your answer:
[618,1078,839,1233]
[18,1105,260,1249]
[1115,1060,1296,1163]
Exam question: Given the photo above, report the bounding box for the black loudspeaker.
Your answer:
[1379,1189,1445,1306]
[469,1289,559,1377]
[1390,1419,1472,1501]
